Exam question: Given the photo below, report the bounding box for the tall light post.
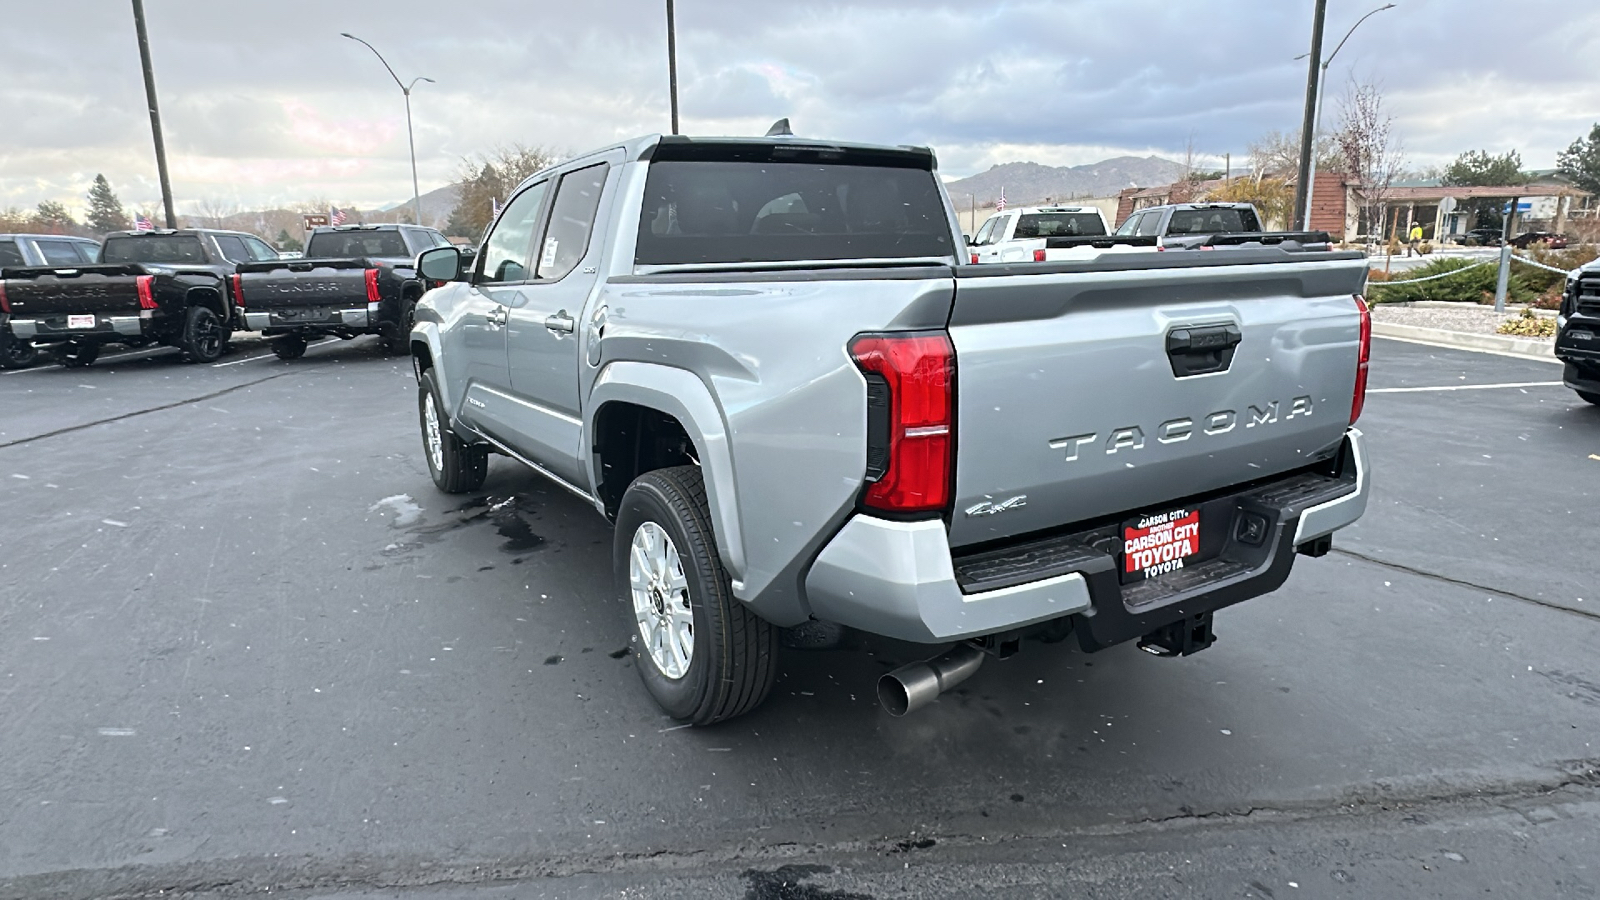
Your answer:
[341,33,433,226]
[665,0,680,134]
[1296,3,1396,231]
[131,0,176,228]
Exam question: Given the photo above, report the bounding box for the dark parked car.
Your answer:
[0,229,274,367]
[1457,228,1505,247]
[1557,262,1600,405]
[1509,231,1569,250]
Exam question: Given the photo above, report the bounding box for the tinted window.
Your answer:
[0,240,24,267]
[971,216,999,246]
[1014,212,1105,238]
[537,163,609,280]
[1114,213,1141,237]
[636,160,953,266]
[77,241,101,263]
[243,236,279,260]
[1165,207,1261,235]
[306,230,411,259]
[37,240,87,265]
[1135,213,1164,237]
[478,182,548,284]
[102,235,207,263]
[213,235,249,263]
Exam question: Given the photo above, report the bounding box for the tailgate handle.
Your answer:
[1166,324,1241,377]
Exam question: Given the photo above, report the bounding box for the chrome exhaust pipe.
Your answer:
[877,644,985,717]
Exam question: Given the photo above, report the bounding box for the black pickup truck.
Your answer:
[0,228,276,367]
[233,224,453,360]
[1558,261,1600,405]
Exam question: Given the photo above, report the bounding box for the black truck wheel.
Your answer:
[59,341,99,368]
[1578,390,1600,406]
[418,370,487,493]
[614,465,777,726]
[178,306,225,363]
[272,335,308,360]
[0,335,38,369]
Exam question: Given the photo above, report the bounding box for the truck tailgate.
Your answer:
[236,259,370,309]
[2,266,144,314]
[945,251,1369,549]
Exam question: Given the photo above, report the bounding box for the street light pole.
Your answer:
[341,33,433,226]
[1292,0,1327,232]
[130,0,176,228]
[666,0,680,134]
[1298,3,1397,231]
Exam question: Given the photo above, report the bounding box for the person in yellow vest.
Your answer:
[1407,222,1424,256]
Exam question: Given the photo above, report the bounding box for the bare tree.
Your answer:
[1332,79,1404,244]
[191,196,242,229]
[1247,129,1342,182]
[447,144,561,238]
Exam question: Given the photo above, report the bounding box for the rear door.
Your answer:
[503,159,614,486]
[944,253,1369,548]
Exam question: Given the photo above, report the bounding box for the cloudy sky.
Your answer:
[4,0,1597,217]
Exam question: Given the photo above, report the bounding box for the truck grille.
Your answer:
[1578,273,1600,317]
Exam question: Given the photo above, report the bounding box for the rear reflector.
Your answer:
[135,275,157,310]
[0,281,9,314]
[849,332,954,514]
[969,253,979,265]
[1351,294,1371,425]
[364,268,381,304]
[230,274,244,308]
[1032,249,1047,262]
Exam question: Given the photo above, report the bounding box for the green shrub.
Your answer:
[1497,308,1555,337]
[1513,244,1599,294]
[1366,256,1534,305]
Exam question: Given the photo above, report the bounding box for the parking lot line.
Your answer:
[210,339,337,368]
[1369,381,1564,394]
[1,345,171,375]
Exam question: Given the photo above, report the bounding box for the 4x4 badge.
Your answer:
[964,495,1027,517]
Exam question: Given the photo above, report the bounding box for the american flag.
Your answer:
[995,188,1007,213]
[330,206,347,226]
[134,214,153,232]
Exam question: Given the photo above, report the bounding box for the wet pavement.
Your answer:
[1,335,1597,898]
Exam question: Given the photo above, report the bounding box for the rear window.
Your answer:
[306,230,410,259]
[0,241,24,267]
[635,159,953,266]
[102,234,207,264]
[1165,207,1261,235]
[1013,212,1105,238]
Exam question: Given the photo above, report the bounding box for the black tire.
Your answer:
[1578,391,1600,406]
[0,334,38,369]
[382,294,418,356]
[178,306,225,363]
[272,335,308,361]
[615,465,777,726]
[59,341,99,368]
[418,370,487,493]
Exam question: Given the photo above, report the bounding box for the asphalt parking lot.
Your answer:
[1,335,1598,899]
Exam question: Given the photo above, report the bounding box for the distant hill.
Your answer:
[943,157,1189,206]
[380,183,461,226]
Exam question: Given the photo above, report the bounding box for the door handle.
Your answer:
[544,310,575,334]
[485,308,507,329]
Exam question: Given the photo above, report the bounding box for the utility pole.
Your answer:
[666,0,680,134]
[1292,0,1328,230]
[131,0,176,228]
[342,34,432,228]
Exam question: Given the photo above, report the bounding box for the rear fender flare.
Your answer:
[588,361,746,586]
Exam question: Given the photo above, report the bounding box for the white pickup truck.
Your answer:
[967,206,1109,264]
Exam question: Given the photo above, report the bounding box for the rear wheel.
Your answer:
[1577,390,1600,406]
[615,465,777,726]
[382,294,418,356]
[59,341,99,368]
[418,370,487,493]
[178,306,225,363]
[0,334,38,369]
[271,335,307,360]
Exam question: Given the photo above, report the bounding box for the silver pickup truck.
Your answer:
[408,133,1372,725]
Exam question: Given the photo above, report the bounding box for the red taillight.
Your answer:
[364,268,380,304]
[969,253,979,265]
[230,274,244,308]
[136,275,157,310]
[849,333,954,514]
[1351,294,1371,425]
[1032,249,1047,262]
[0,281,9,314]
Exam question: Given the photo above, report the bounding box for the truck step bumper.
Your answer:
[243,306,372,332]
[805,428,1368,648]
[8,315,146,340]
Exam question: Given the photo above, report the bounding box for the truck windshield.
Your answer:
[306,231,410,259]
[1166,207,1261,235]
[635,158,953,266]
[102,235,206,264]
[1013,213,1105,238]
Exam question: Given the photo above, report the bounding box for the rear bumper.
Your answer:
[7,314,148,342]
[241,304,376,333]
[803,428,1368,646]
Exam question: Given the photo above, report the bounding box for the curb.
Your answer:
[1372,322,1561,363]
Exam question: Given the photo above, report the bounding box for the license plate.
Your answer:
[1122,507,1201,583]
[67,315,96,329]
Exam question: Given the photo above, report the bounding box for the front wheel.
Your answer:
[1577,390,1600,406]
[0,334,38,369]
[59,341,99,368]
[418,370,487,493]
[178,306,225,363]
[615,466,777,726]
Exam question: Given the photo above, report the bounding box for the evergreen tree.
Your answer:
[275,228,303,253]
[85,174,131,234]
[1557,124,1600,197]
[1441,150,1528,232]
[32,201,78,234]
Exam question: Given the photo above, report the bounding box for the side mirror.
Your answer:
[418,245,463,282]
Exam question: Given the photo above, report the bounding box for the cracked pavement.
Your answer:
[1,335,1597,899]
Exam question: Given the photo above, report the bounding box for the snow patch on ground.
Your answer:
[370,494,424,528]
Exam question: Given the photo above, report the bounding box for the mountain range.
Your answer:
[942,157,1189,207]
